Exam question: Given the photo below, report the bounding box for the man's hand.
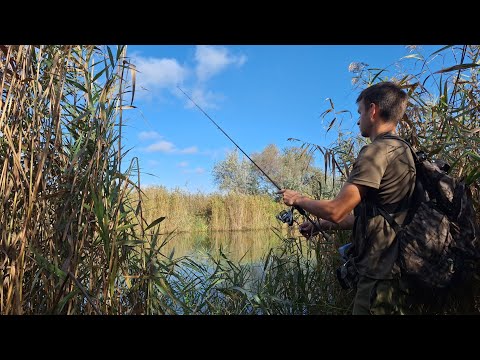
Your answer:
[299,221,318,239]
[277,189,303,207]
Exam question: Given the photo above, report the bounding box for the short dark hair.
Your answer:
[356,82,408,124]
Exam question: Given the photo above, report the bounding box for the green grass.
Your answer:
[2,45,479,315]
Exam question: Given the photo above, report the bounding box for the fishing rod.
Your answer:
[177,86,332,242]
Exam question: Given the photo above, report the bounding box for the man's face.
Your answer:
[357,100,373,137]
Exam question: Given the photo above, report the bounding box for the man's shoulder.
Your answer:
[374,135,409,147]
[373,136,411,154]
[358,140,387,156]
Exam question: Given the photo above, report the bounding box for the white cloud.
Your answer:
[144,140,199,154]
[195,45,247,82]
[138,131,161,140]
[179,146,198,154]
[145,141,175,153]
[182,167,206,174]
[184,87,225,110]
[131,46,246,109]
[177,161,189,167]
[133,56,187,91]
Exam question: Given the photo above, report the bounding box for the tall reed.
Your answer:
[0,45,150,314]
[142,186,285,232]
[155,230,354,315]
[4,45,476,315]
[209,192,284,231]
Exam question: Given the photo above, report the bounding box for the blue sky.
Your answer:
[122,45,441,193]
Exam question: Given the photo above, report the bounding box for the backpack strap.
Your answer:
[368,133,417,233]
[376,206,401,233]
[381,133,420,163]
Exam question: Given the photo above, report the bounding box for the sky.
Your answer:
[121,45,441,193]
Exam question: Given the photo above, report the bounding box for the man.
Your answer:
[278,81,416,315]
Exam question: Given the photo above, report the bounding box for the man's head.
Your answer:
[356,82,408,137]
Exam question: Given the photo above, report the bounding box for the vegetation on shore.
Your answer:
[1,45,479,314]
[142,186,285,232]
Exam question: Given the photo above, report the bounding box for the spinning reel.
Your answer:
[276,206,333,242]
[276,208,296,226]
[276,206,307,227]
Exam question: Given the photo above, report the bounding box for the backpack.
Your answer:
[375,134,480,288]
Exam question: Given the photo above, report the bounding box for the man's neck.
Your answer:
[370,123,396,142]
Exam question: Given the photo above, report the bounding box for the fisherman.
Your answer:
[278,82,418,315]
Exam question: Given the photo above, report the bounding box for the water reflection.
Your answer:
[161,229,285,263]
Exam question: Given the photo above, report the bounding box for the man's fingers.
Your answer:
[299,224,312,236]
[276,189,286,194]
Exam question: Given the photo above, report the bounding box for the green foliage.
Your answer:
[141,186,285,232]
[297,46,480,223]
[347,45,480,223]
[212,149,261,194]
[0,45,145,314]
[144,231,354,315]
[213,144,334,198]
[5,44,480,315]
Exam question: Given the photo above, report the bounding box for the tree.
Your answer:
[213,145,333,198]
[212,149,260,194]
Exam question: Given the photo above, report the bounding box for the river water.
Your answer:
[160,229,286,264]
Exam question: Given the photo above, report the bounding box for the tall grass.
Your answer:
[142,186,211,233]
[156,229,354,315]
[344,46,480,219]
[2,45,336,315]
[142,186,285,232]
[296,45,480,313]
[209,192,284,231]
[2,45,478,315]
[0,45,150,314]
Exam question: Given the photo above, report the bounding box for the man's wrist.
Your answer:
[293,194,305,207]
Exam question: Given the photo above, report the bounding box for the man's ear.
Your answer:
[370,103,378,118]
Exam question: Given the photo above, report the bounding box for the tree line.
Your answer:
[212,144,339,199]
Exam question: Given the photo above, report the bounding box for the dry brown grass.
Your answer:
[141,186,285,232]
[0,45,145,314]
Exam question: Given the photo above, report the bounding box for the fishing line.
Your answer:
[177,86,332,242]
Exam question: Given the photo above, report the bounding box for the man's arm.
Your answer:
[299,214,355,238]
[278,182,366,224]
[320,214,355,230]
